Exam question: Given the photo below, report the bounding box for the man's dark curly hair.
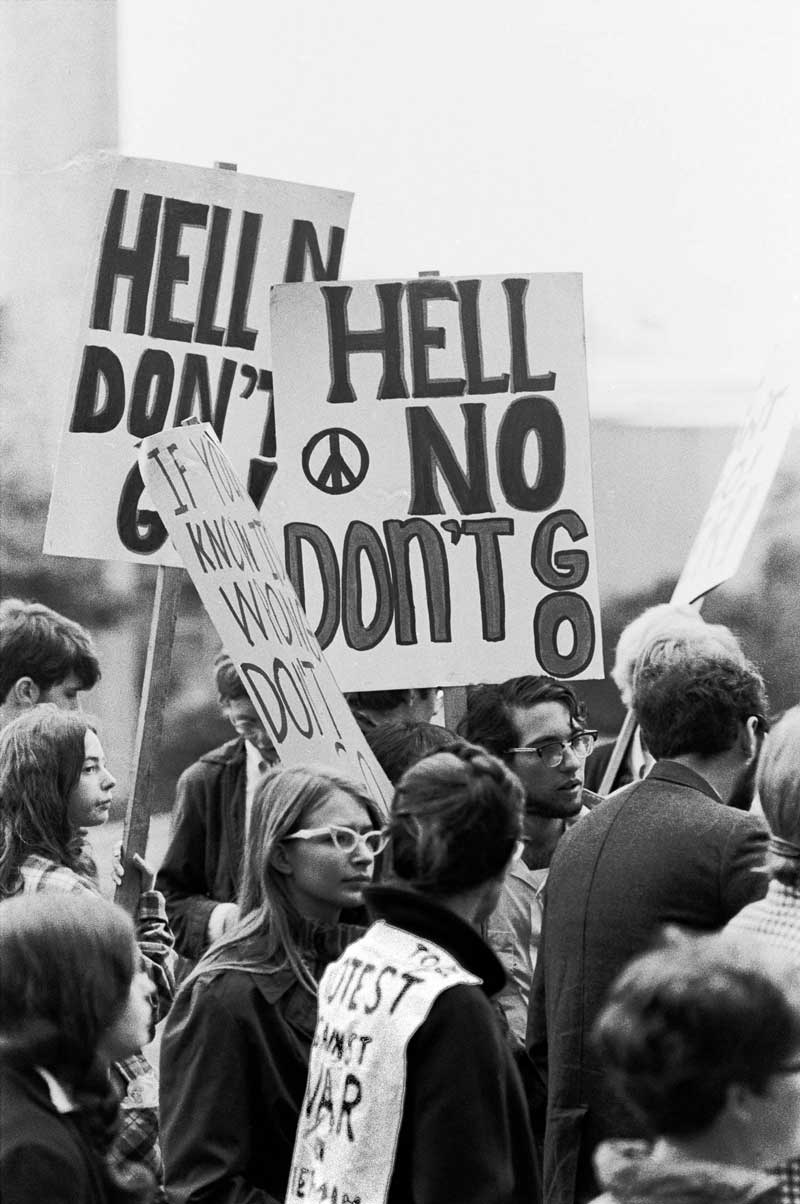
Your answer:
[633,655,768,760]
[458,676,586,764]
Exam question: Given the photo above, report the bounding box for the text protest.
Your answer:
[139,422,391,807]
[45,156,353,565]
[270,273,604,689]
[287,922,479,1204]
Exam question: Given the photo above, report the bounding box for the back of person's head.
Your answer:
[756,706,800,885]
[365,720,458,785]
[0,893,153,1199]
[611,604,703,704]
[0,597,100,703]
[0,706,92,897]
[632,653,767,761]
[346,688,438,731]
[387,739,523,897]
[459,676,586,764]
[593,929,800,1139]
[632,623,746,701]
[0,892,136,1080]
[213,649,249,705]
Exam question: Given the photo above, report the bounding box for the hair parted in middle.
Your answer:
[202,763,384,993]
[0,705,98,898]
[386,739,523,897]
[459,676,587,764]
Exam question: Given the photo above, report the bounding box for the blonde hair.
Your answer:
[757,707,800,885]
[209,764,381,993]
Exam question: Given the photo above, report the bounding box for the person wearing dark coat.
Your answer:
[159,764,384,1204]
[156,652,277,962]
[286,742,539,1204]
[527,653,771,1204]
[0,893,156,1204]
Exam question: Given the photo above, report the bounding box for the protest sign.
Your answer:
[671,371,797,605]
[139,422,392,808]
[269,273,604,689]
[45,156,353,564]
[287,921,479,1204]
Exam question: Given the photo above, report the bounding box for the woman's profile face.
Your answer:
[66,730,117,830]
[281,790,379,922]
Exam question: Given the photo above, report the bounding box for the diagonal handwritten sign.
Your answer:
[139,422,391,810]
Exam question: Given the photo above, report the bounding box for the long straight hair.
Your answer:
[0,706,98,897]
[201,764,382,993]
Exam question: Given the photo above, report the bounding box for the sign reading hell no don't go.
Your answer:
[268,273,604,690]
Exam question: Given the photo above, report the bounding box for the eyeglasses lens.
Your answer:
[329,827,387,855]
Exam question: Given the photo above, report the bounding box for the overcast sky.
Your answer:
[118,0,798,423]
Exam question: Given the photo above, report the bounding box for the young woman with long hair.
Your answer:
[159,762,386,1203]
[0,706,175,1195]
[0,892,155,1203]
[286,740,539,1204]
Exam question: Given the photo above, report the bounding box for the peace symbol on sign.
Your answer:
[301,428,370,495]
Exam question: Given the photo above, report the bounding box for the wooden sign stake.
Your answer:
[115,158,239,913]
[115,565,182,912]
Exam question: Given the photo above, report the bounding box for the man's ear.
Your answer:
[272,844,293,876]
[12,678,42,709]
[738,716,761,763]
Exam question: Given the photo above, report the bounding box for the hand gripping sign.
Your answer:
[269,272,604,690]
[138,422,391,810]
[45,155,352,565]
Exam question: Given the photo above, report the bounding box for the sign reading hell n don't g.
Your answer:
[269,273,604,689]
[44,156,352,565]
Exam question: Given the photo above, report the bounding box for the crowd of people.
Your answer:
[1,594,800,1204]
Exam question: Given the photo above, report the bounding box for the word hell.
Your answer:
[323,276,555,404]
[91,190,345,346]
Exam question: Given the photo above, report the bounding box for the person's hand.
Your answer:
[112,844,157,892]
[111,840,124,889]
[207,901,240,943]
[132,853,157,892]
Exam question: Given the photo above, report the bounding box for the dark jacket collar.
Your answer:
[647,759,723,804]
[363,883,506,996]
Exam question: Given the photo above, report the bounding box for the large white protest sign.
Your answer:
[269,273,604,689]
[672,368,797,605]
[138,422,391,808]
[45,156,352,564]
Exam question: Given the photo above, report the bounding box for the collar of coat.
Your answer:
[363,883,506,996]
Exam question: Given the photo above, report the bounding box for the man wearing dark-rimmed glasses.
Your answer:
[460,676,602,1046]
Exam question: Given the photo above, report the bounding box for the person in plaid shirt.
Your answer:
[726,704,800,1204]
[0,706,175,1201]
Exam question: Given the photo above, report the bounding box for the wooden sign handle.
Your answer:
[115,565,182,913]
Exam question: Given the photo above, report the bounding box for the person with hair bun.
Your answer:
[726,704,800,1203]
[286,740,538,1204]
[591,930,800,1204]
[0,892,156,1203]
